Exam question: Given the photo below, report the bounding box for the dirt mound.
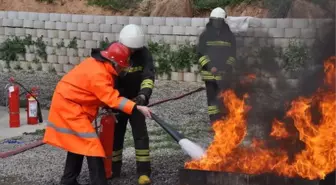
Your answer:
[0,0,118,15]
[226,2,268,17]
[0,0,269,17]
[0,0,333,18]
[287,0,335,18]
[150,0,193,17]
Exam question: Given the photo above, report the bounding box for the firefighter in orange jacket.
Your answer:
[43,42,152,185]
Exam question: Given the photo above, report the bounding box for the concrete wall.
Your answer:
[0,11,333,81]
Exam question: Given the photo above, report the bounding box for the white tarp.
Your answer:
[226,16,254,33]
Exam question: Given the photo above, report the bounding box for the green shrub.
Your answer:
[68,37,78,49]
[56,39,65,48]
[148,41,174,76]
[171,43,197,71]
[35,0,55,4]
[0,34,49,68]
[99,37,110,50]
[87,0,141,10]
[0,36,26,62]
[35,35,47,61]
[193,0,255,10]
[148,41,198,75]
[283,40,309,72]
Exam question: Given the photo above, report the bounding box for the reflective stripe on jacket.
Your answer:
[43,57,136,157]
[200,70,223,81]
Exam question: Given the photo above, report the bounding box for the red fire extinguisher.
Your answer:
[98,109,116,179]
[26,87,39,125]
[8,77,20,128]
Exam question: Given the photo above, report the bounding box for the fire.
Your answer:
[240,73,257,84]
[270,119,292,139]
[185,56,336,180]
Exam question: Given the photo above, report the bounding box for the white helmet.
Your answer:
[210,7,227,19]
[119,24,145,49]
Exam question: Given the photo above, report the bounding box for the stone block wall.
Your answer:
[0,11,333,82]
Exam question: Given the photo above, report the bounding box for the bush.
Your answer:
[148,41,174,76]
[0,35,49,68]
[283,40,309,72]
[171,43,198,71]
[193,0,255,10]
[35,0,55,4]
[99,37,110,50]
[0,36,27,62]
[87,0,142,10]
[148,41,198,76]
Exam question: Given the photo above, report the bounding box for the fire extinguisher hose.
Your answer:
[0,86,205,159]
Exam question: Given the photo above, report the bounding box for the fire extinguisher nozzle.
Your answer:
[151,113,185,142]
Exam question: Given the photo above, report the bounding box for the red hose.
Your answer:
[148,87,205,107]
[0,140,44,158]
[0,87,205,159]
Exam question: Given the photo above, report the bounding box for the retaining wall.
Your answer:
[0,11,333,82]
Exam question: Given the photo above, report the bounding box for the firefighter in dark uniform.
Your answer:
[109,24,155,185]
[197,7,237,124]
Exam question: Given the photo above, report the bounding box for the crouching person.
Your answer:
[42,42,152,185]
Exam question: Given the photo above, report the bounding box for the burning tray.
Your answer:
[179,169,319,185]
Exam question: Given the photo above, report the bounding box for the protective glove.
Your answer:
[133,94,147,106]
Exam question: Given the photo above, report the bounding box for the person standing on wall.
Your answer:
[108,24,155,185]
[197,7,237,125]
[43,42,152,185]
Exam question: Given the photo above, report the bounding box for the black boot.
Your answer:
[108,161,122,180]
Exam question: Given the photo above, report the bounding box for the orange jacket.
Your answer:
[43,57,136,157]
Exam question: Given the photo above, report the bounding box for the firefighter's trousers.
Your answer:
[60,151,108,185]
[204,79,231,124]
[112,109,151,177]
[205,80,222,124]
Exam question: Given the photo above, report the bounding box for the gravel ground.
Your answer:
[0,72,212,185]
[0,131,44,153]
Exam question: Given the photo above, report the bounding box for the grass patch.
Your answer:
[193,0,256,10]
[87,0,142,10]
[35,0,55,3]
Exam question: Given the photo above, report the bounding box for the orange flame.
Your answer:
[270,119,292,140]
[185,56,336,180]
[240,73,257,85]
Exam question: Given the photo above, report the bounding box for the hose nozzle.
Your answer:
[151,113,185,142]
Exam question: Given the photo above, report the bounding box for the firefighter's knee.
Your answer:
[112,149,123,163]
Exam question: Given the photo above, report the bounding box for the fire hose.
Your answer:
[151,113,205,159]
[0,87,205,159]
